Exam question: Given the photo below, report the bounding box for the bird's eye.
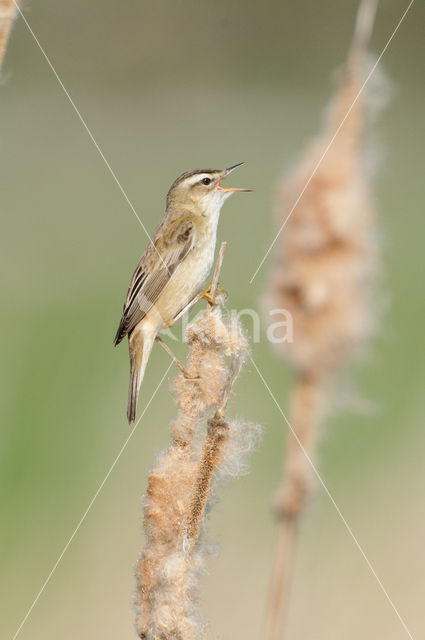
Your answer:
[201,177,211,185]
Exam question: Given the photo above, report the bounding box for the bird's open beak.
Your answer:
[217,162,252,192]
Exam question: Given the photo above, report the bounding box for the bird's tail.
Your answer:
[127,327,156,424]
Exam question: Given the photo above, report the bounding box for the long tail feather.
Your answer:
[127,328,156,424]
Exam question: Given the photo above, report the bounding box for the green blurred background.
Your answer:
[1,1,424,638]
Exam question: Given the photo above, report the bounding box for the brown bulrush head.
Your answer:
[268,63,380,519]
[135,249,261,640]
[263,2,384,637]
[267,49,380,525]
[0,0,17,72]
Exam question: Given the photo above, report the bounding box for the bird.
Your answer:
[114,163,250,423]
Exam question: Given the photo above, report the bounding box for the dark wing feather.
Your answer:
[114,218,194,345]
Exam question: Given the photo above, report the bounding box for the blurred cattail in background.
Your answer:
[0,0,17,72]
[135,245,261,639]
[263,0,386,637]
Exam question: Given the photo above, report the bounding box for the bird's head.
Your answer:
[166,163,250,216]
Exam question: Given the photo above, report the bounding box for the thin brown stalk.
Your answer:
[347,0,379,70]
[0,0,17,72]
[264,374,323,640]
[135,245,260,640]
[185,355,240,543]
[206,240,227,312]
[263,2,383,638]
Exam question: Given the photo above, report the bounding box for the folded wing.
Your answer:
[114,218,194,345]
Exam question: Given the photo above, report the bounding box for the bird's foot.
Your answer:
[172,355,199,380]
[182,369,200,381]
[202,283,228,305]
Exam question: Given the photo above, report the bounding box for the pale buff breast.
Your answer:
[146,219,218,329]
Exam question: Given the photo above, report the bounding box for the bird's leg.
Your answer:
[155,336,199,379]
[167,291,205,327]
[201,283,228,305]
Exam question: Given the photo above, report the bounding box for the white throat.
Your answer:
[202,190,229,227]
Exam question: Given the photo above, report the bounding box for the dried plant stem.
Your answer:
[0,0,17,72]
[185,417,228,543]
[0,0,19,589]
[263,2,381,637]
[275,374,323,520]
[135,244,257,640]
[185,240,238,546]
[264,518,296,640]
[206,240,227,314]
[348,0,379,70]
[186,355,240,543]
[265,374,323,640]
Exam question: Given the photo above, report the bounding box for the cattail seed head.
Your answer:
[135,300,260,639]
